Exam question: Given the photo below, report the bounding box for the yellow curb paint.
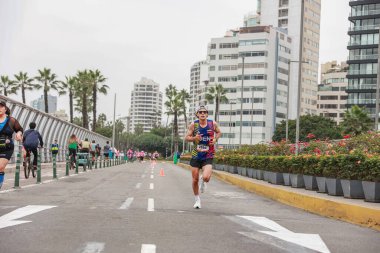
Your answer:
[178,163,380,231]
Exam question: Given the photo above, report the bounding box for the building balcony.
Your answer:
[348,25,379,32]
[348,54,378,60]
[350,9,380,17]
[348,84,376,90]
[347,69,377,75]
[347,98,376,104]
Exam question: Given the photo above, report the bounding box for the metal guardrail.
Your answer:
[1,95,111,164]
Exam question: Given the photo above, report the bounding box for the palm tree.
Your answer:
[205,83,228,122]
[0,76,17,96]
[75,70,92,129]
[179,89,190,151]
[35,68,60,113]
[165,84,182,154]
[341,105,372,136]
[14,72,40,104]
[89,69,108,132]
[60,76,77,123]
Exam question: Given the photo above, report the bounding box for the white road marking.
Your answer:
[151,171,154,174]
[0,189,15,194]
[148,198,154,211]
[141,244,156,253]
[141,174,146,178]
[81,242,105,253]
[149,183,154,190]
[0,205,56,229]
[136,183,142,189]
[238,216,330,253]
[150,175,154,179]
[119,198,134,210]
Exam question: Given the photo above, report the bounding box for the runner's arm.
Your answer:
[210,121,222,145]
[185,123,195,142]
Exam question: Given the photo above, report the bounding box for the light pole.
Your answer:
[239,55,245,146]
[112,93,116,148]
[286,60,308,142]
[250,87,255,145]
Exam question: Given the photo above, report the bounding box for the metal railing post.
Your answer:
[36,153,41,184]
[14,153,21,188]
[65,154,69,176]
[53,155,57,179]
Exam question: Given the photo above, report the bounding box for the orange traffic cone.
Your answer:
[159,168,165,177]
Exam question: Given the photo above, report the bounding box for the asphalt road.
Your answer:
[0,161,379,253]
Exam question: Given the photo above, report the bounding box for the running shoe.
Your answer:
[193,199,201,209]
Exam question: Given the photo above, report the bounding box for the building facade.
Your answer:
[189,60,209,122]
[202,26,291,148]
[128,77,163,133]
[30,94,57,113]
[317,61,348,124]
[258,0,321,118]
[346,1,380,119]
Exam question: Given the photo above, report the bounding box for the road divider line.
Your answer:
[150,183,154,190]
[141,244,156,253]
[150,175,154,179]
[136,183,142,189]
[119,197,134,210]
[81,242,105,253]
[148,198,154,211]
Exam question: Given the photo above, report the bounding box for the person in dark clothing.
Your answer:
[23,122,44,169]
[0,100,23,189]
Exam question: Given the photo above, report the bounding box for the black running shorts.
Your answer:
[190,158,213,169]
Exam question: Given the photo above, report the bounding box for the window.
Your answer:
[279,9,288,17]
[240,51,267,57]
[219,43,238,48]
[239,39,268,46]
[219,54,239,60]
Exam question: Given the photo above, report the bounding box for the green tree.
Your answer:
[35,68,62,113]
[60,76,77,123]
[341,105,372,136]
[14,72,40,104]
[89,69,108,132]
[134,124,144,135]
[150,126,172,137]
[272,114,342,142]
[205,83,228,122]
[75,70,93,129]
[165,84,182,153]
[0,75,17,96]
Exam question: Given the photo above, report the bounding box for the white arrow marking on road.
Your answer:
[150,183,154,190]
[119,198,134,210]
[238,216,330,253]
[82,242,105,253]
[141,244,156,253]
[0,205,56,229]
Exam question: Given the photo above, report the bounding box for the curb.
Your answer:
[177,163,380,231]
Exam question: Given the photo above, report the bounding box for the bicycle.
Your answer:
[23,149,36,179]
[69,153,76,170]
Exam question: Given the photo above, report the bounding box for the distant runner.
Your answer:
[185,105,221,209]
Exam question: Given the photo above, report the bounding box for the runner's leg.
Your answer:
[202,164,213,183]
[191,167,200,196]
[0,158,9,189]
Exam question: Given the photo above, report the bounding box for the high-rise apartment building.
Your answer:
[258,0,321,118]
[202,26,291,148]
[346,1,380,118]
[318,61,348,124]
[128,77,163,133]
[30,94,57,113]
[189,60,209,122]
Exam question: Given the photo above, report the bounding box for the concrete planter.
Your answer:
[256,169,264,180]
[263,171,270,182]
[303,175,318,191]
[341,179,364,199]
[214,164,223,171]
[237,166,243,175]
[283,173,291,186]
[269,172,284,185]
[229,166,238,174]
[326,178,343,196]
[316,177,327,193]
[223,165,230,172]
[241,167,247,177]
[290,174,305,188]
[362,181,380,203]
[247,168,254,178]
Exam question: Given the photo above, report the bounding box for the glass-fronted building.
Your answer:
[347,0,380,117]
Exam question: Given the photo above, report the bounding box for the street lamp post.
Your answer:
[112,93,116,148]
[286,60,308,142]
[239,55,245,146]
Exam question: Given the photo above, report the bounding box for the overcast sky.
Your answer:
[0,0,350,120]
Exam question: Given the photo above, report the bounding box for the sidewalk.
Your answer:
[178,163,380,232]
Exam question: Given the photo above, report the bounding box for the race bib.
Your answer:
[197,144,209,152]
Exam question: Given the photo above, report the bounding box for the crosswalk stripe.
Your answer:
[81,242,105,253]
[150,183,154,190]
[141,244,156,253]
[148,198,154,211]
[136,183,142,189]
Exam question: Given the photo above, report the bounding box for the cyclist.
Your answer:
[23,122,44,171]
[51,139,59,157]
[0,100,23,189]
[81,138,91,153]
[68,134,79,169]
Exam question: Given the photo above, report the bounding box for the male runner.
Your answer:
[185,105,221,209]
